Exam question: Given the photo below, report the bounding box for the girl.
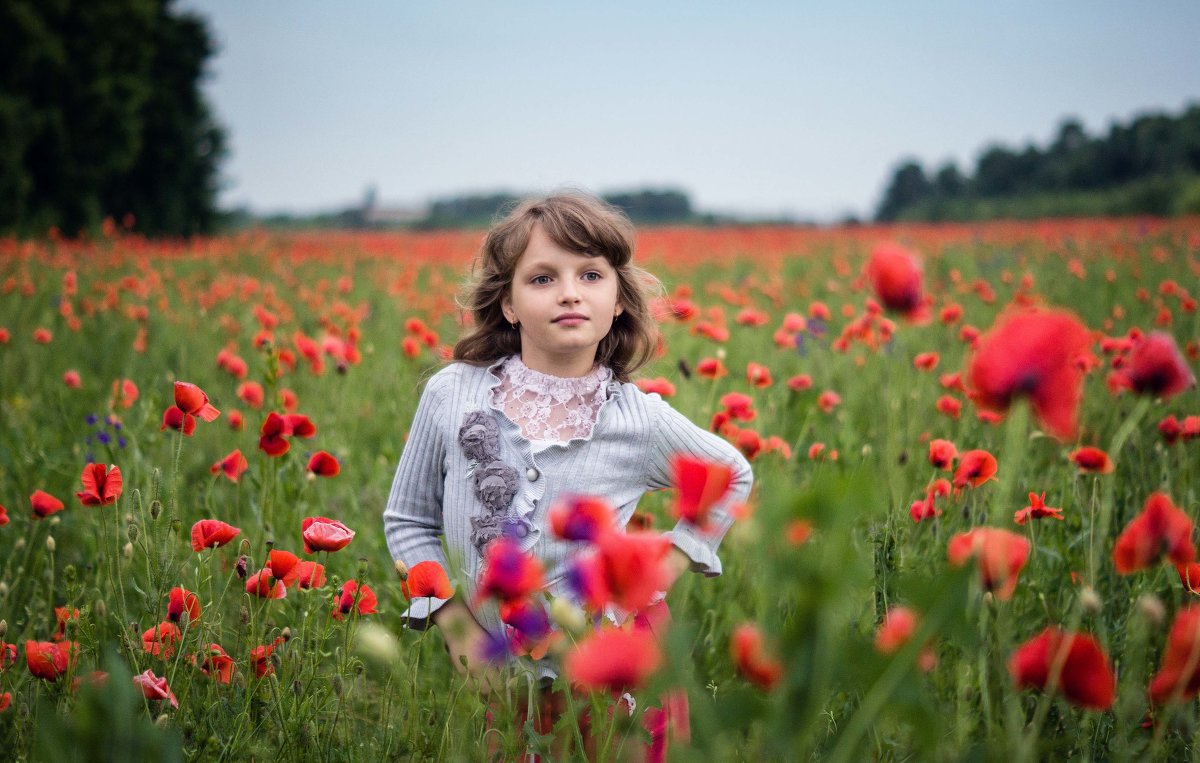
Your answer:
[382,191,753,754]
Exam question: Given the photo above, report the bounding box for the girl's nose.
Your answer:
[558,282,580,303]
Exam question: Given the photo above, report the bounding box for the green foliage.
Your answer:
[0,0,225,237]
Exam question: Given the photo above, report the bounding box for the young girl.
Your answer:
[382,191,753,753]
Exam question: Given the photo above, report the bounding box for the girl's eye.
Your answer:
[532,275,551,285]
[583,271,602,282]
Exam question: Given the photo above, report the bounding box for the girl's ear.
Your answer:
[614,302,624,318]
[501,294,514,324]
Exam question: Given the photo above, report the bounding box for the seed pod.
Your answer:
[292,679,303,696]
[149,500,162,520]
[127,524,140,543]
[239,606,250,625]
[170,518,181,535]
[331,674,343,697]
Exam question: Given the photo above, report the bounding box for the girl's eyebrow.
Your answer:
[520,258,606,273]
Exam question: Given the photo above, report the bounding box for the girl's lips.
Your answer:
[553,314,587,323]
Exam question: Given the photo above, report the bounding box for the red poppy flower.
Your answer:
[167,587,201,623]
[1,641,17,670]
[258,412,291,456]
[476,538,545,604]
[1009,627,1115,710]
[865,242,925,318]
[403,560,454,600]
[301,516,355,553]
[1120,331,1196,399]
[190,519,241,552]
[565,626,662,693]
[669,453,733,530]
[549,494,615,542]
[735,429,763,461]
[52,607,79,641]
[817,390,841,413]
[132,669,178,708]
[1069,447,1114,474]
[1149,605,1200,704]
[250,637,285,679]
[284,413,317,438]
[33,327,53,344]
[295,560,326,589]
[935,395,962,420]
[306,451,340,477]
[246,569,286,599]
[874,606,937,672]
[1013,492,1064,525]
[746,362,773,388]
[928,439,957,470]
[63,370,82,388]
[111,378,139,409]
[731,623,783,689]
[210,449,249,483]
[913,352,940,371]
[952,450,998,490]
[697,358,728,379]
[0,503,8,527]
[173,381,220,422]
[636,377,676,397]
[30,489,65,519]
[592,531,672,612]
[160,406,196,436]
[966,306,1092,441]
[720,392,755,422]
[74,463,122,507]
[0,692,10,711]
[332,580,378,620]
[25,640,77,681]
[787,374,813,392]
[947,527,1030,600]
[236,381,265,408]
[192,643,235,684]
[142,621,182,658]
[1112,492,1195,575]
[266,550,302,587]
[1160,415,1184,445]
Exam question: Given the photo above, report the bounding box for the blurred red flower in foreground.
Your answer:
[132,669,179,708]
[477,538,545,604]
[874,606,937,672]
[952,450,998,490]
[565,626,661,693]
[1069,447,1113,474]
[1112,492,1195,575]
[865,242,926,319]
[731,623,783,689]
[571,532,672,613]
[928,439,957,470]
[402,560,454,600]
[670,454,733,530]
[30,490,65,519]
[1149,605,1200,704]
[549,494,615,542]
[173,381,220,422]
[1114,331,1196,399]
[332,580,378,620]
[258,412,291,456]
[1013,492,1063,525]
[25,640,77,681]
[1009,627,1115,710]
[947,527,1030,600]
[301,516,355,553]
[75,463,122,506]
[967,306,1092,441]
[190,519,241,552]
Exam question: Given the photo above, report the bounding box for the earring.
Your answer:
[510,319,519,330]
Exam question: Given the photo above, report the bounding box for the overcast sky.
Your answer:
[181,1,1200,222]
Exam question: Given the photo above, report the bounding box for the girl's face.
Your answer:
[501,224,624,377]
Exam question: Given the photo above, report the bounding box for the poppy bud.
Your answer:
[1080,587,1102,614]
[14,538,25,551]
[236,556,249,579]
[150,500,162,520]
[127,524,139,543]
[170,519,181,535]
[1138,593,1165,626]
[281,627,292,642]
[353,622,401,665]
[63,564,76,584]
[95,600,107,619]
[0,583,7,598]
[393,559,409,581]
[331,675,343,696]
[0,619,6,637]
[292,680,303,696]
[46,536,56,552]
[123,542,133,558]
[155,714,170,728]
[240,606,249,625]
[549,597,586,634]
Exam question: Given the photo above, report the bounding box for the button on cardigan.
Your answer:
[382,357,754,633]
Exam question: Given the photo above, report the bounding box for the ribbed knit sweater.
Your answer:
[382,356,754,634]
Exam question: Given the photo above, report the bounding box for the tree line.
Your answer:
[876,103,1200,222]
[1,0,225,238]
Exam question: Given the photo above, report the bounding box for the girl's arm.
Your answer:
[644,395,754,578]
[383,372,452,627]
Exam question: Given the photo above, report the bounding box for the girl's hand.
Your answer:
[662,547,693,591]
[431,600,504,693]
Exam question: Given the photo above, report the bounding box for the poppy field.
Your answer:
[1,218,1199,761]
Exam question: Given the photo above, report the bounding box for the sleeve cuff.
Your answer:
[400,595,451,631]
[666,526,723,578]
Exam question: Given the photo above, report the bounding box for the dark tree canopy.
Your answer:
[875,103,1200,221]
[0,0,225,237]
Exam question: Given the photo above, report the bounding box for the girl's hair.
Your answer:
[453,191,662,382]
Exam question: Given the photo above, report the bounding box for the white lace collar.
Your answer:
[490,355,613,443]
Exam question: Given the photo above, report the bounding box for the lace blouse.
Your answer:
[490,355,612,447]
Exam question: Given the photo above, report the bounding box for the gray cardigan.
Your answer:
[382,357,754,633]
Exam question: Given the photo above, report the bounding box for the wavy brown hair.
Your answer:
[453,192,662,382]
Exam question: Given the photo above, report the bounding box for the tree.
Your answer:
[0,0,225,237]
[875,161,932,221]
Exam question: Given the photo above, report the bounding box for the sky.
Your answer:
[181,1,1200,222]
